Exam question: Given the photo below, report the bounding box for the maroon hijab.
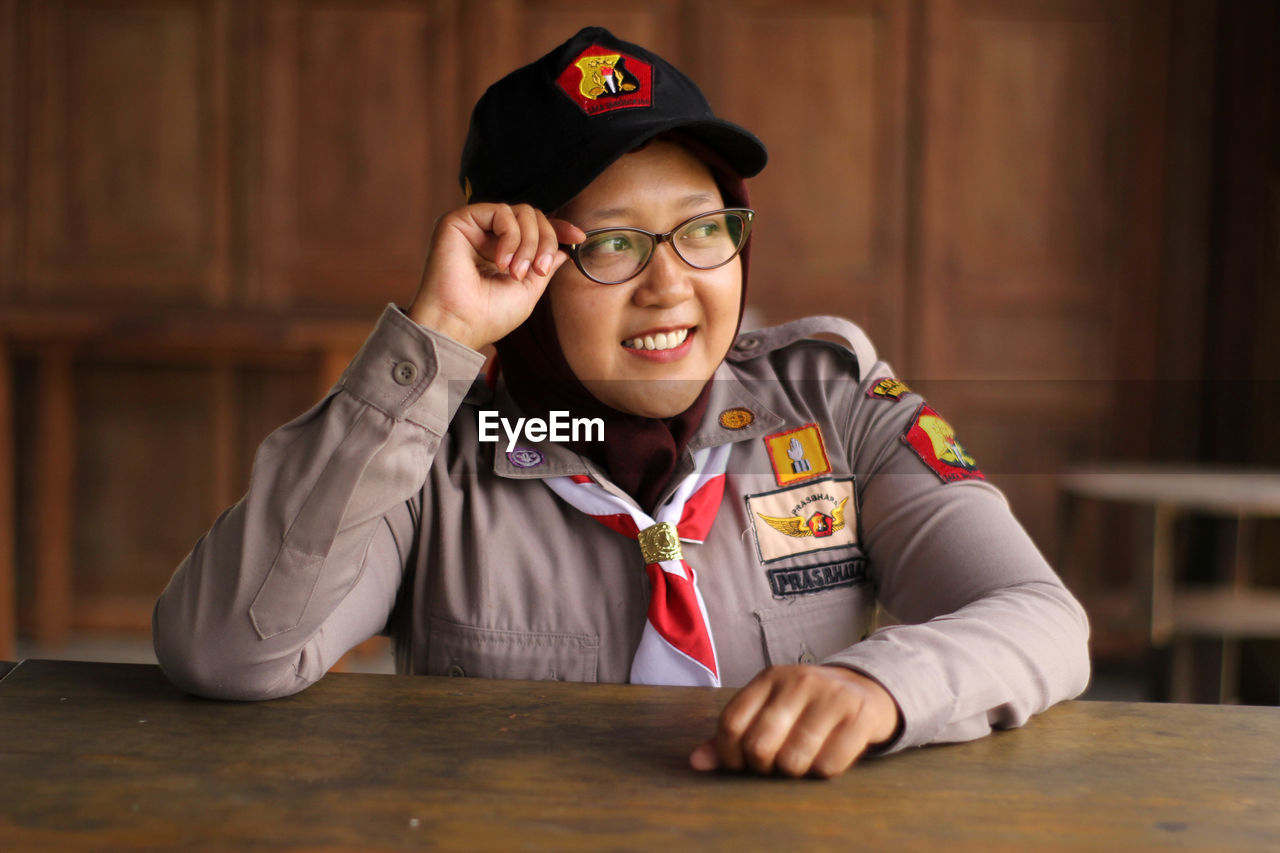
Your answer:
[494,136,752,512]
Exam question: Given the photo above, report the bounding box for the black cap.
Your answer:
[460,26,768,212]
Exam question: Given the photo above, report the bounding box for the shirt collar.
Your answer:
[486,361,783,482]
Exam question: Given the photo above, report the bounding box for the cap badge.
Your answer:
[556,45,652,116]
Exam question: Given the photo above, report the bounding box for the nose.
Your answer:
[630,241,694,308]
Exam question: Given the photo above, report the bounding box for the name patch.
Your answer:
[746,476,857,563]
[767,558,867,597]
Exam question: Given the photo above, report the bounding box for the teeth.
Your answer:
[625,328,689,351]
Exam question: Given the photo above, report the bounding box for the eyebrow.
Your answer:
[580,192,720,227]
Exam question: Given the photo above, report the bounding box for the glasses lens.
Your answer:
[674,211,748,269]
[577,230,653,284]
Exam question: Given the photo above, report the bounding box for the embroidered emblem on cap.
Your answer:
[763,423,831,486]
[901,404,984,483]
[745,477,858,563]
[719,407,755,430]
[556,45,652,115]
[506,447,545,469]
[867,377,911,401]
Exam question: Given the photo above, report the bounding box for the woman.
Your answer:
[154,27,1089,778]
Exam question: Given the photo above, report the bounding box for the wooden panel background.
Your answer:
[250,0,460,312]
[1,0,18,297]
[24,0,231,305]
[4,0,1274,684]
[912,0,1165,556]
[690,0,911,369]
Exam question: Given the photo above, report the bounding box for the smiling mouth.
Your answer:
[622,328,691,352]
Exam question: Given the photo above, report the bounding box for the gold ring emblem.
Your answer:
[638,521,682,564]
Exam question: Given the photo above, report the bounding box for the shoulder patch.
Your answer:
[901,404,984,483]
[867,377,911,401]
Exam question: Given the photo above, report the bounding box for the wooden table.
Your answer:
[2,660,1277,851]
[1058,464,1280,701]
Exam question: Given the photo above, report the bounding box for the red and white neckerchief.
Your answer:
[543,444,731,687]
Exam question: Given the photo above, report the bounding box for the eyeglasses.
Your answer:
[560,208,755,285]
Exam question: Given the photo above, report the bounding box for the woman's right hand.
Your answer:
[408,203,585,351]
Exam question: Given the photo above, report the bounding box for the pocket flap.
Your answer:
[427,618,599,682]
[755,588,871,666]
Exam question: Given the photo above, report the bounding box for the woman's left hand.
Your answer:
[689,665,901,778]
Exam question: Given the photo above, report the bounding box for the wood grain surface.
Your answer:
[1,659,1277,851]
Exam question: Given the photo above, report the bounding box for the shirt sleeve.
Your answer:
[823,374,1091,752]
[152,305,486,700]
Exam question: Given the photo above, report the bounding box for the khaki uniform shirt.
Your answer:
[154,305,1090,752]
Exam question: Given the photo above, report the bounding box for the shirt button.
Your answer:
[446,664,465,677]
[393,360,419,385]
[798,651,817,665]
[735,336,760,351]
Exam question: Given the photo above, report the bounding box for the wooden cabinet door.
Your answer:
[913,0,1168,548]
[23,0,232,306]
[684,0,913,369]
[249,0,461,314]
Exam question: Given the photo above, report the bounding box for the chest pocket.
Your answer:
[754,585,873,666]
[426,617,600,682]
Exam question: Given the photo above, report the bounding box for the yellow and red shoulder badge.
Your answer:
[901,404,984,483]
[867,377,911,401]
[556,45,652,116]
[763,423,832,486]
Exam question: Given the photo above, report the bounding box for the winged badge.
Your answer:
[756,496,849,539]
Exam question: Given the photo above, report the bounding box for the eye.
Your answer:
[581,231,635,258]
[681,218,723,242]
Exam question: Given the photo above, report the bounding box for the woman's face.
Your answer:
[549,140,742,418]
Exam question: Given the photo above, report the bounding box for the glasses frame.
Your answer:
[560,207,755,285]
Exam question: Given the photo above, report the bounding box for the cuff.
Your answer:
[339,304,486,435]
[822,630,958,754]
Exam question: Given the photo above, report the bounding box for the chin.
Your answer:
[592,379,707,419]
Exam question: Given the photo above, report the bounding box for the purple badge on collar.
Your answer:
[507,447,545,469]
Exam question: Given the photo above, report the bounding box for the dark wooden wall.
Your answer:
[1,1,1275,678]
